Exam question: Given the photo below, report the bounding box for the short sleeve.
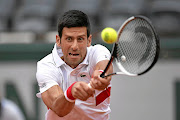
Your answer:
[90,44,111,65]
[36,61,62,97]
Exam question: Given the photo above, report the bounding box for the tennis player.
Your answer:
[36,10,113,120]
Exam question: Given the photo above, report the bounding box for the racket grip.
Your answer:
[100,72,105,78]
[88,83,92,88]
[99,70,105,78]
[88,83,96,105]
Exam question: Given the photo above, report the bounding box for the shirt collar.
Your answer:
[52,44,65,67]
[52,43,90,68]
[80,47,90,65]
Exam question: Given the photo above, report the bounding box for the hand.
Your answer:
[90,70,111,90]
[71,81,95,101]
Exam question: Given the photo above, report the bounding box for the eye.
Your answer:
[66,37,72,41]
[78,37,84,42]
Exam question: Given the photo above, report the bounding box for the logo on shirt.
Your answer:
[80,74,86,77]
[40,83,46,88]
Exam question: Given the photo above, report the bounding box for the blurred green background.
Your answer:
[0,0,180,120]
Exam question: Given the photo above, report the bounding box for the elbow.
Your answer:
[52,97,75,117]
[54,104,75,117]
[56,111,70,117]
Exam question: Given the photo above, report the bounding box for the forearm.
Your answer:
[95,60,113,75]
[52,94,75,117]
[90,60,113,90]
[51,81,95,116]
[42,85,75,117]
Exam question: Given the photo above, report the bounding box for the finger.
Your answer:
[72,86,85,100]
[73,83,89,100]
[98,75,111,85]
[93,70,103,79]
[91,80,104,90]
[77,83,95,101]
[90,78,98,89]
[86,84,95,97]
[92,77,110,90]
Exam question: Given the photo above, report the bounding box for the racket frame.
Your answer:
[100,16,160,78]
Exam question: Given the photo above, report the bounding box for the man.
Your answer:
[36,10,113,120]
[0,97,25,120]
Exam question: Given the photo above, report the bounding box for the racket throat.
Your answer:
[100,57,114,78]
[104,72,117,77]
[104,72,137,77]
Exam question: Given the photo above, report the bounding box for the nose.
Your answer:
[71,40,78,51]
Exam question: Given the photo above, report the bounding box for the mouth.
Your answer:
[69,53,79,56]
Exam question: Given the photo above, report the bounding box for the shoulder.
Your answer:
[88,44,110,57]
[37,53,56,69]
[38,53,53,65]
[89,44,109,51]
[1,99,25,120]
[36,53,60,80]
[87,44,110,55]
[36,53,62,89]
[86,44,111,65]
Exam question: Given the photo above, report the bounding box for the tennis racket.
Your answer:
[100,15,160,78]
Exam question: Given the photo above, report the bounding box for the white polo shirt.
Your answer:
[36,44,111,120]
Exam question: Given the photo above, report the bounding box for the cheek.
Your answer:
[81,46,87,55]
[61,44,70,54]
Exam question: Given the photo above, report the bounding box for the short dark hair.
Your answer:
[57,10,91,38]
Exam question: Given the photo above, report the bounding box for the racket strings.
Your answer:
[116,18,158,74]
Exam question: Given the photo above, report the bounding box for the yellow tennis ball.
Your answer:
[101,27,117,44]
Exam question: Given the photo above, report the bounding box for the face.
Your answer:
[56,27,92,68]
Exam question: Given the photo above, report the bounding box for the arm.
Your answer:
[41,85,74,117]
[41,82,95,117]
[90,60,113,90]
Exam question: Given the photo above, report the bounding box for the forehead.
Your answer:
[62,27,87,36]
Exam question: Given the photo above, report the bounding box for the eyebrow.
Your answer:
[64,34,86,37]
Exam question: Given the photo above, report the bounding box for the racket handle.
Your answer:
[100,72,105,78]
[100,56,114,78]
[88,83,92,88]
[99,70,105,78]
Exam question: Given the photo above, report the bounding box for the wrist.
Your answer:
[64,82,77,102]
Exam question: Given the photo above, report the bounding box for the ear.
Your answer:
[56,35,61,47]
[87,35,92,47]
